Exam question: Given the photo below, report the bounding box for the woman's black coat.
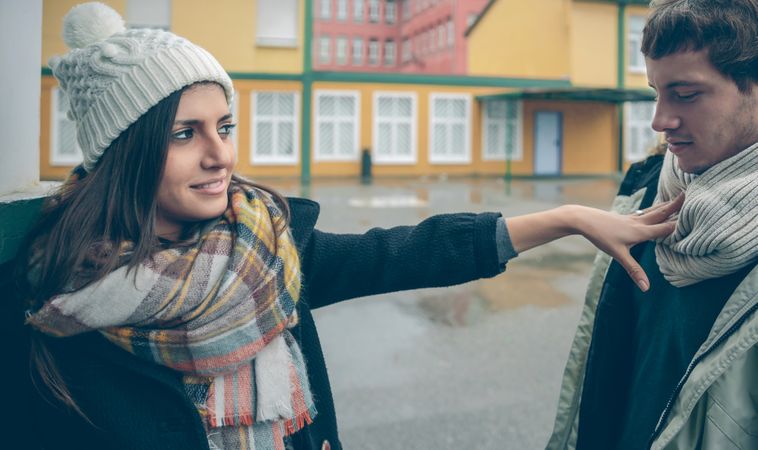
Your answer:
[4,197,502,450]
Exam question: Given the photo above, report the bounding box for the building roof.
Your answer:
[476,87,656,103]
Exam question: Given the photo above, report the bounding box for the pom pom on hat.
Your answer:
[63,2,125,49]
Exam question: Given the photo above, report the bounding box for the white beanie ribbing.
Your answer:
[49,2,234,171]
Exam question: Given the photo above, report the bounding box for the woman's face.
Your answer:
[155,83,236,240]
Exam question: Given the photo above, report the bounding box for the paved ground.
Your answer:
[272,176,621,450]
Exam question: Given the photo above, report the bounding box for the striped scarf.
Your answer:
[654,143,758,287]
[27,182,315,450]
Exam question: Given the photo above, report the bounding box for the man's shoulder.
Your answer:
[619,154,665,196]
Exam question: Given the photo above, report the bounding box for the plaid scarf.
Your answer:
[655,143,758,286]
[27,182,315,450]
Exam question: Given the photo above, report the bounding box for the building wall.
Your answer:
[624,4,650,89]
[467,0,571,80]
[569,2,617,88]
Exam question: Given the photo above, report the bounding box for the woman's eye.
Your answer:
[219,123,237,137]
[172,129,193,140]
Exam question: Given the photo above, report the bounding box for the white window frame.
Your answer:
[50,87,83,166]
[126,0,170,29]
[428,93,472,164]
[372,91,418,165]
[385,0,396,24]
[368,39,379,65]
[401,38,411,63]
[624,101,658,162]
[318,35,331,64]
[628,15,646,73]
[481,99,523,161]
[255,0,298,47]
[319,0,332,19]
[353,0,364,22]
[447,18,454,47]
[250,91,300,165]
[335,36,348,65]
[384,39,395,66]
[368,0,380,22]
[314,90,361,162]
[352,37,364,65]
[336,0,348,20]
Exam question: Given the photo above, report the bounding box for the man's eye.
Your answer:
[675,92,699,101]
[219,123,237,136]
[172,129,193,140]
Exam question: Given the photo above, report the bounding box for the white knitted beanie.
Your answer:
[49,2,234,171]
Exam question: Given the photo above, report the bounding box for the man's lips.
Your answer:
[666,139,692,154]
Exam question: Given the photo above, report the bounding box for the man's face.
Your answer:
[646,50,758,173]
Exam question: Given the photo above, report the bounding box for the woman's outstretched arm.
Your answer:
[506,194,684,292]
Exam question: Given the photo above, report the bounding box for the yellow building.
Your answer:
[39,0,656,181]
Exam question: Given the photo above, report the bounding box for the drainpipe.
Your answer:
[616,0,627,173]
[301,0,313,187]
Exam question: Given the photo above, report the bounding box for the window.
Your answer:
[402,0,410,20]
[368,38,379,65]
[126,0,170,29]
[447,18,454,47]
[369,0,380,22]
[336,0,348,20]
[384,39,395,66]
[386,0,396,24]
[353,0,364,22]
[437,23,444,49]
[319,0,332,19]
[315,91,360,161]
[625,101,658,162]
[352,37,364,65]
[319,35,331,64]
[373,92,417,164]
[251,92,299,164]
[336,36,348,65]
[50,87,83,166]
[628,15,646,73]
[255,0,298,47]
[401,38,411,63]
[429,94,471,164]
[482,100,523,161]
[467,13,477,29]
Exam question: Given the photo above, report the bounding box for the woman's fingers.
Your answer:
[614,247,650,292]
[637,193,685,224]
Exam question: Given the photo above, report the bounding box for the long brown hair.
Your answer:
[18,82,290,417]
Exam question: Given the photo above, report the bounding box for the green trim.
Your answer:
[300,0,313,185]
[617,3,626,88]
[575,0,649,5]
[464,0,496,37]
[228,72,302,81]
[617,3,626,172]
[311,71,571,88]
[477,87,655,103]
[0,198,44,264]
[41,67,52,76]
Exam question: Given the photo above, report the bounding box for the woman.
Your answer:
[18,3,681,450]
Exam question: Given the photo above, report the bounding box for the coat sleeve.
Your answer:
[301,212,503,309]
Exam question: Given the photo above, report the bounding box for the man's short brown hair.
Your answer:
[642,0,758,92]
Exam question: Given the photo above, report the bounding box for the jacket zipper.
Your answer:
[648,300,758,448]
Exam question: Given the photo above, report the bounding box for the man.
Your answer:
[547,1,758,449]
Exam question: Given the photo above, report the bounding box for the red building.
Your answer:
[313,0,489,74]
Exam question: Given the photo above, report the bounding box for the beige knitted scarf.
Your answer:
[655,143,758,287]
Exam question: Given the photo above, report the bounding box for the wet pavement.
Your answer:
[272,176,621,450]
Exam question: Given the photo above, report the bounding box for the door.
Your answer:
[534,111,562,176]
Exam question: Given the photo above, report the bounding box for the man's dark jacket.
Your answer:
[4,197,502,449]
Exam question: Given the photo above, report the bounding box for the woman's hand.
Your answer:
[506,194,684,292]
